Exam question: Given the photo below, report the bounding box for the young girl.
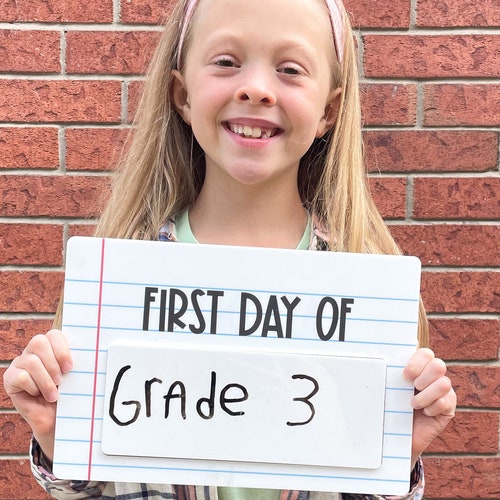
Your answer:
[3,0,456,498]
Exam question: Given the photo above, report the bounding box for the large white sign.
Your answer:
[54,237,421,495]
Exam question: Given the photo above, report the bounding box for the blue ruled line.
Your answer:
[65,278,418,304]
[53,460,410,484]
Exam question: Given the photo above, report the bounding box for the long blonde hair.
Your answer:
[68,0,428,345]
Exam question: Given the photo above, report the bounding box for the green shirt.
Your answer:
[175,210,311,250]
[217,487,280,500]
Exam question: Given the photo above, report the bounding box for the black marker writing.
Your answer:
[287,374,319,426]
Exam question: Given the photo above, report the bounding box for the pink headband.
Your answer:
[176,0,345,69]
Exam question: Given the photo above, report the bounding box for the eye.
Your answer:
[213,57,240,68]
[277,64,304,76]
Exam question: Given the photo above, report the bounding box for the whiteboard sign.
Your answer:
[102,342,386,469]
[54,236,421,495]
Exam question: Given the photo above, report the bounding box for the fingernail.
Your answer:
[48,391,59,403]
[61,362,73,373]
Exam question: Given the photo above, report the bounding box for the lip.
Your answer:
[225,117,282,129]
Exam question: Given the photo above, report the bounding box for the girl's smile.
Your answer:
[224,121,282,140]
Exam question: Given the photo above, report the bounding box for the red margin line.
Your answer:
[88,238,106,481]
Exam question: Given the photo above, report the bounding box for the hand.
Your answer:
[2,329,73,463]
[404,348,456,468]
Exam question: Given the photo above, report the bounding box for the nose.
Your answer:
[235,68,277,106]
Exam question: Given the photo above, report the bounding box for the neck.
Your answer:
[189,181,307,249]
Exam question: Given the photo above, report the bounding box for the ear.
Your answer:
[171,69,191,125]
[316,87,342,138]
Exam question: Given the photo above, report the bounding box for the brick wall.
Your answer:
[0,0,498,498]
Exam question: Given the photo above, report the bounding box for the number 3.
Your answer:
[287,374,319,426]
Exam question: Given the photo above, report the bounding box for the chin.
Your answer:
[229,163,296,186]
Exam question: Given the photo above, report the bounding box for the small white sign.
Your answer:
[102,340,386,469]
[54,236,421,495]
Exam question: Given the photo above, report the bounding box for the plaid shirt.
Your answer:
[30,217,424,500]
[31,440,424,500]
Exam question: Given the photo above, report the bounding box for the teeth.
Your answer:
[229,123,275,139]
[243,125,253,137]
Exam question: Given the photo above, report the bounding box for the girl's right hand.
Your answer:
[2,329,73,463]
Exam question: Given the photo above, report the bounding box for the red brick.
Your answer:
[360,84,416,126]
[66,127,128,171]
[429,319,499,361]
[424,84,500,126]
[364,35,500,78]
[417,0,500,27]
[0,0,113,23]
[421,271,499,313]
[127,80,145,122]
[120,0,176,24]
[0,80,121,123]
[0,413,32,454]
[413,177,500,220]
[390,224,500,266]
[365,131,497,173]
[0,175,111,218]
[344,0,411,28]
[0,30,60,73]
[0,458,52,499]
[426,411,499,453]
[0,271,63,313]
[0,319,54,361]
[66,31,160,75]
[447,365,500,408]
[424,457,500,498]
[369,177,407,219]
[0,223,63,266]
[0,127,59,169]
[68,224,98,238]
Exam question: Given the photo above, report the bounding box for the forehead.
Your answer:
[186,0,334,61]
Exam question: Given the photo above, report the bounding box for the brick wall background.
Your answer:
[0,0,498,498]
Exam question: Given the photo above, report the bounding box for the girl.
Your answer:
[3,0,456,498]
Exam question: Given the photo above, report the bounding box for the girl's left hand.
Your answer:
[404,348,457,468]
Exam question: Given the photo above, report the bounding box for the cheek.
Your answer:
[188,86,223,126]
[296,112,327,143]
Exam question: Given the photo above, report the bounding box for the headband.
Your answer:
[176,0,345,69]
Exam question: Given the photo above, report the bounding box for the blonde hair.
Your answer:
[61,0,428,345]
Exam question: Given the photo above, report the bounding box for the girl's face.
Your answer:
[172,0,340,194]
